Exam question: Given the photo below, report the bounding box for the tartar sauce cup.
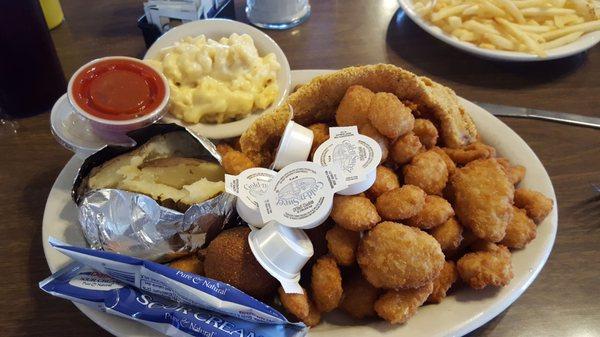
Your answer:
[225,168,276,227]
[272,120,314,170]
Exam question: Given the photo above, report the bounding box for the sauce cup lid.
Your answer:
[225,168,276,227]
[272,121,314,170]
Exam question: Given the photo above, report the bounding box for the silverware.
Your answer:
[476,102,600,129]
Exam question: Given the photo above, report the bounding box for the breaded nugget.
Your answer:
[326,225,360,266]
[303,298,322,327]
[335,85,374,127]
[496,158,526,185]
[308,123,330,159]
[221,150,256,175]
[403,150,449,196]
[406,195,454,229]
[450,159,514,242]
[431,146,456,175]
[331,195,381,231]
[367,165,400,199]
[358,222,444,289]
[376,185,426,221]
[374,282,433,324]
[457,244,513,289]
[514,189,553,224]
[311,256,343,312]
[278,287,310,320]
[169,254,204,275]
[216,143,235,156]
[427,261,458,303]
[429,217,463,254]
[390,132,422,165]
[413,119,439,149]
[443,142,496,165]
[499,207,537,249]
[368,92,415,139]
[358,122,389,163]
[340,273,380,319]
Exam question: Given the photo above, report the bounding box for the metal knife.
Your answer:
[476,102,600,129]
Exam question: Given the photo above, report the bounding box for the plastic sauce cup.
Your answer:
[225,168,276,227]
[272,121,314,170]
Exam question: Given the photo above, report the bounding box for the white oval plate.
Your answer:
[143,19,292,139]
[397,0,600,61]
[42,69,557,337]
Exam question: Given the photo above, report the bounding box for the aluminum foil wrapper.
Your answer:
[73,123,234,262]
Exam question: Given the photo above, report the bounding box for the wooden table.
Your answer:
[1,0,599,336]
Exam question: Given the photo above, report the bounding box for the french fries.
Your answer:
[413,0,600,57]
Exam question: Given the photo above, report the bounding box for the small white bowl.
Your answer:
[144,19,292,139]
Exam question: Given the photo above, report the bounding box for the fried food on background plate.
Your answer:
[335,85,374,127]
[413,119,439,149]
[497,158,526,185]
[340,272,380,319]
[500,207,537,249]
[429,217,464,255]
[390,132,423,165]
[443,142,496,165]
[358,221,444,289]
[450,159,514,242]
[358,122,390,163]
[368,92,415,139]
[376,185,427,221]
[427,261,458,304]
[311,256,343,312]
[374,282,434,324]
[278,287,310,321]
[326,225,360,266]
[406,195,455,229]
[514,188,554,224]
[457,243,513,289]
[308,123,330,159]
[330,195,381,231]
[403,150,449,196]
[430,146,456,175]
[367,165,400,199]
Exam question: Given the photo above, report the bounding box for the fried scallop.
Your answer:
[457,243,513,289]
[500,207,537,249]
[374,282,433,324]
[326,225,361,266]
[367,165,400,199]
[406,195,454,229]
[513,188,553,224]
[403,150,449,196]
[308,123,330,159]
[221,150,256,175]
[368,92,415,139]
[358,122,389,163]
[340,273,380,319]
[358,222,444,289]
[278,287,310,320]
[496,158,526,185]
[335,85,375,127]
[311,256,343,312]
[429,217,464,254]
[430,146,456,175]
[375,185,426,221]
[443,142,496,165]
[450,159,514,243]
[427,261,458,303]
[331,195,381,231]
[413,119,439,149]
[390,132,423,165]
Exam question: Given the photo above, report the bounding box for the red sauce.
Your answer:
[71,59,166,120]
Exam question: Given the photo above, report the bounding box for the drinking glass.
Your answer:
[246,0,311,30]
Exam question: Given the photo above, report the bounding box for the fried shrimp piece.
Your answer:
[413,119,439,149]
[429,217,463,254]
[278,287,310,320]
[457,244,513,289]
[514,189,553,224]
[374,282,433,324]
[403,150,449,196]
[450,159,514,243]
[390,132,422,165]
[308,123,330,159]
[326,225,361,266]
[406,195,454,229]
[358,122,389,163]
[340,273,380,319]
[169,254,204,275]
[443,142,496,165]
[496,158,526,185]
[427,261,458,303]
[331,195,381,231]
[367,165,400,199]
[375,185,426,221]
[500,207,537,249]
[311,256,343,312]
[368,92,415,139]
[221,150,256,175]
[335,85,375,127]
[303,298,322,327]
[358,222,444,289]
[430,146,456,175]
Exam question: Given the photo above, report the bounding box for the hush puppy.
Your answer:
[390,132,423,165]
[336,85,374,127]
[303,298,322,327]
[514,189,553,224]
[429,217,464,254]
[367,165,400,199]
[331,195,381,231]
[374,282,433,324]
[368,92,415,139]
[403,150,449,196]
[358,122,390,163]
[311,256,343,312]
[413,119,439,149]
[278,287,310,320]
[340,273,380,319]
[406,195,455,229]
[308,123,330,159]
[376,185,426,220]
[450,159,514,243]
[500,207,537,249]
[326,225,361,266]
[427,261,458,304]
[358,222,444,289]
[457,243,513,289]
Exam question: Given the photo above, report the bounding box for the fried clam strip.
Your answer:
[239,64,478,165]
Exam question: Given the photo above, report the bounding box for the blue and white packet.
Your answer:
[40,263,306,337]
[45,237,301,326]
